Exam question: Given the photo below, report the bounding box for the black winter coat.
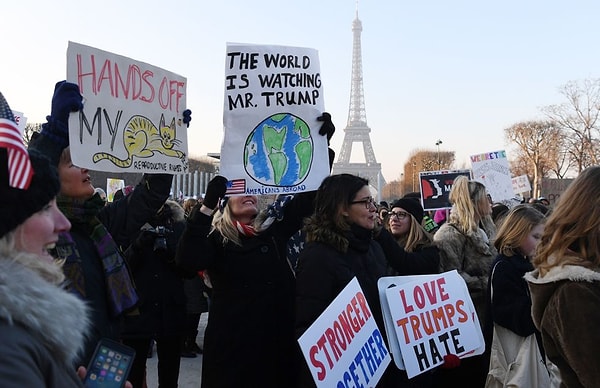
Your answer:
[176,192,315,388]
[121,200,190,338]
[60,174,172,365]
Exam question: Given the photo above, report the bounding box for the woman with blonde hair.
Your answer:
[432,175,497,386]
[525,166,600,387]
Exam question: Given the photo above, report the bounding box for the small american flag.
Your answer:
[0,92,33,190]
[226,179,246,195]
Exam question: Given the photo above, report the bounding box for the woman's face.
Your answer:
[345,186,377,230]
[388,206,411,238]
[13,198,71,263]
[228,195,259,224]
[520,223,544,257]
[58,148,95,200]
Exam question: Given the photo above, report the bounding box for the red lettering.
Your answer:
[309,345,327,381]
[399,289,414,313]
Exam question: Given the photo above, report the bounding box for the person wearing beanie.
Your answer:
[28,81,174,367]
[0,91,89,387]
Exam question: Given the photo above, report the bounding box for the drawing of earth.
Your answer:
[244,113,313,186]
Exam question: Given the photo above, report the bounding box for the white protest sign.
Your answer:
[66,41,189,174]
[11,110,27,134]
[106,178,125,203]
[470,150,515,202]
[378,271,484,378]
[512,174,531,194]
[219,43,330,196]
[298,277,391,388]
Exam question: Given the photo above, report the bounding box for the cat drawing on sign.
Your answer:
[93,114,185,168]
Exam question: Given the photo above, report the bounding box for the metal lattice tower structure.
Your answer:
[332,7,385,193]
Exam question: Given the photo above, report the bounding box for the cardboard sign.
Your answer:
[470,150,515,202]
[219,43,330,196]
[11,110,27,134]
[419,169,472,211]
[511,174,531,194]
[66,41,189,174]
[378,271,484,378]
[298,277,391,388]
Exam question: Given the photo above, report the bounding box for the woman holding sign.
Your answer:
[176,114,335,388]
[29,81,174,367]
[295,174,443,388]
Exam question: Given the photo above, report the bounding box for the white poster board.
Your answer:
[11,110,27,134]
[298,277,391,388]
[470,150,514,202]
[378,271,484,378]
[219,43,330,196]
[66,41,189,174]
[511,174,531,194]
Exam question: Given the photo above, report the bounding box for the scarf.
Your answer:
[233,194,294,236]
[56,193,139,317]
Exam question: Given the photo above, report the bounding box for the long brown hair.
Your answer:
[533,166,600,276]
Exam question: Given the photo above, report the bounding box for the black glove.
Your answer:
[41,81,84,149]
[317,112,335,145]
[203,175,228,210]
[182,109,192,127]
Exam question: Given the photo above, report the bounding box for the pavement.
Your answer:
[145,312,207,387]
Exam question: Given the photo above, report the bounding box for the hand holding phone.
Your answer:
[83,338,135,388]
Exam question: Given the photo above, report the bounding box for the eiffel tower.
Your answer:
[332,8,385,195]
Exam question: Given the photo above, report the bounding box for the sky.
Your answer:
[3,0,600,183]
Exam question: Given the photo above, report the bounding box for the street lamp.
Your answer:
[435,139,443,170]
[412,161,417,192]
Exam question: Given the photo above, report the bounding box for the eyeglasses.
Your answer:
[389,211,409,220]
[350,196,376,209]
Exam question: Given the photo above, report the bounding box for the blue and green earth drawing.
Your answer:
[244,113,313,186]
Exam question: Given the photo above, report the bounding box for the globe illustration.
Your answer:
[244,113,313,186]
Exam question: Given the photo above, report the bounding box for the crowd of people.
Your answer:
[1,80,598,388]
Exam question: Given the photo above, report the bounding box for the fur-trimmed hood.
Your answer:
[0,257,89,367]
[525,261,600,331]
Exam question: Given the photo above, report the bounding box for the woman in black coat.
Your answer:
[295,174,441,388]
[176,176,316,388]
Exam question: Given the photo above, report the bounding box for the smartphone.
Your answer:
[83,338,135,388]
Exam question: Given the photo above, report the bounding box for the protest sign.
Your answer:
[419,169,472,211]
[219,43,330,196]
[511,174,531,195]
[66,41,189,174]
[298,277,391,388]
[106,178,125,202]
[470,150,515,202]
[378,271,484,378]
[11,110,27,134]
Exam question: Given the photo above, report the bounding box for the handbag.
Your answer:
[485,262,551,388]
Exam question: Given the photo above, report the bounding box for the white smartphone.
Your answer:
[83,338,135,388]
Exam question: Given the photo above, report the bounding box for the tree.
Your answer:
[23,122,43,147]
[542,78,600,173]
[504,120,565,197]
[401,149,456,194]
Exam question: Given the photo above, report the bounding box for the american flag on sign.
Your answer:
[226,179,246,195]
[0,92,33,190]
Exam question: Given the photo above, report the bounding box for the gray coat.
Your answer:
[433,220,497,327]
[0,258,89,387]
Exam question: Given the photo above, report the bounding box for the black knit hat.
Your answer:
[390,198,424,224]
[0,149,61,238]
[0,91,61,238]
